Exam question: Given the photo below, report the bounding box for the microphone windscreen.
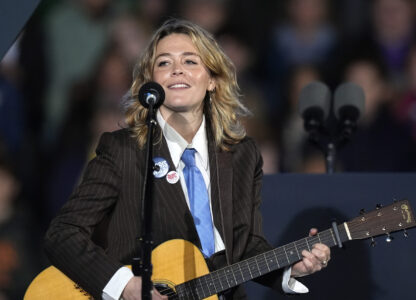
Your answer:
[334,82,365,121]
[298,81,331,120]
[138,81,165,108]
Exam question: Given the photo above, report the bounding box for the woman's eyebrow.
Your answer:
[182,52,200,57]
[155,52,200,60]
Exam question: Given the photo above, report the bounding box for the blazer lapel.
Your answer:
[209,140,233,265]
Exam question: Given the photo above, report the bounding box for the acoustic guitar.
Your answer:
[24,199,416,300]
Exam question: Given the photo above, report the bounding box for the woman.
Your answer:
[44,19,330,300]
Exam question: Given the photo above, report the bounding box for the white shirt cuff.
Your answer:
[282,267,309,294]
[102,267,134,300]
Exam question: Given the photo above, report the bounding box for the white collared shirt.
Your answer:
[157,110,226,253]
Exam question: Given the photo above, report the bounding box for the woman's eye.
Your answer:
[157,61,169,67]
[185,60,197,65]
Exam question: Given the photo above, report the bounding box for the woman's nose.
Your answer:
[171,62,184,76]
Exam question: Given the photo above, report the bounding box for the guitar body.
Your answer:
[24,239,218,300]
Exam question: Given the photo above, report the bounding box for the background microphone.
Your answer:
[298,81,331,132]
[138,81,165,109]
[334,82,365,127]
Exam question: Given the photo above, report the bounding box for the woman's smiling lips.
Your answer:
[167,82,191,89]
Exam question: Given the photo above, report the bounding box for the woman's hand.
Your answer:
[291,228,331,278]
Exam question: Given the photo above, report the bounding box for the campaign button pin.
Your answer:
[153,157,169,178]
[166,171,179,184]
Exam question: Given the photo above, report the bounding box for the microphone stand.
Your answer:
[304,119,336,173]
[305,118,356,174]
[325,142,336,174]
[132,103,157,300]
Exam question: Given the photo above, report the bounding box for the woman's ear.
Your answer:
[208,77,216,92]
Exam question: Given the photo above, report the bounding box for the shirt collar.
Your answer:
[157,110,209,170]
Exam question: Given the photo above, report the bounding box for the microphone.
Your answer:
[138,81,165,109]
[334,82,365,127]
[298,81,331,132]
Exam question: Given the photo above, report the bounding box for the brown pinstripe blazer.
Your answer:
[44,128,283,299]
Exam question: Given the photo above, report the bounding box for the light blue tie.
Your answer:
[182,148,215,257]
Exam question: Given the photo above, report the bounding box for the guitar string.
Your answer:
[161,231,338,299]
[199,237,336,298]
[152,233,338,299]
[150,217,390,297]
[157,217,396,300]
[213,235,335,281]
[226,218,396,290]
[154,215,400,298]
[154,225,362,299]
[156,233,337,299]
[225,232,339,290]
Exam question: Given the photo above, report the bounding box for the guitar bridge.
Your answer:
[74,283,93,299]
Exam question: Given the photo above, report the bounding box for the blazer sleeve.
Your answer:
[44,132,124,300]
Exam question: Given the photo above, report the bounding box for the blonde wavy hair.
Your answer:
[124,18,249,150]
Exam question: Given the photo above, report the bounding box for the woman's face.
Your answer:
[152,33,215,117]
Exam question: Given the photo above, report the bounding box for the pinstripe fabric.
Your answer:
[44,128,283,300]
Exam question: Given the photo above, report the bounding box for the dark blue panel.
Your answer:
[244,173,416,300]
[0,0,41,60]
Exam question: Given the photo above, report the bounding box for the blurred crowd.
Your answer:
[1,0,416,298]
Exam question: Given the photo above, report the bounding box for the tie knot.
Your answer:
[182,148,197,167]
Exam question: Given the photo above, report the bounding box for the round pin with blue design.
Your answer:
[153,157,169,178]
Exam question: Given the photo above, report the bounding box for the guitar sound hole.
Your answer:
[155,283,178,299]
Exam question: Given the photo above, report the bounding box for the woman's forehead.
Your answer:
[155,33,199,54]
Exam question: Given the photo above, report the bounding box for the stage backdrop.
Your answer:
[244,173,416,300]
